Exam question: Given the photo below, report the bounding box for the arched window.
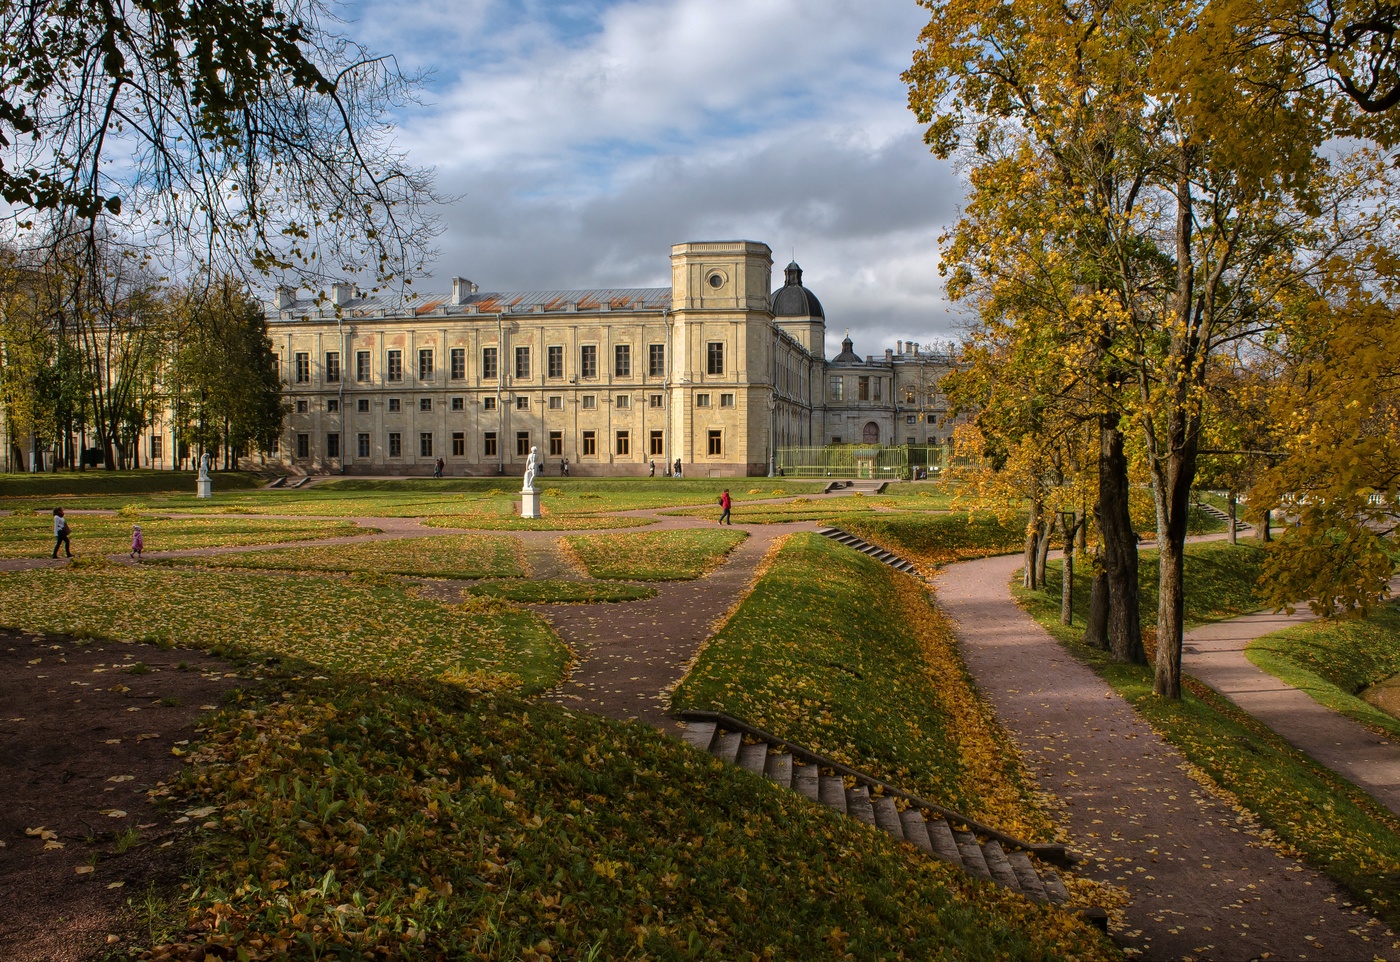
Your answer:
[862,421,879,444]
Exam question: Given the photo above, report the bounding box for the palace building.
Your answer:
[246,239,957,477]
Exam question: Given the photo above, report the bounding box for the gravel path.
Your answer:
[935,552,1398,961]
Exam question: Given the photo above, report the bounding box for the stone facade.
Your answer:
[237,239,957,477]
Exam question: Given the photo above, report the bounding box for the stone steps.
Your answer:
[677,711,1078,908]
[1195,501,1250,531]
[816,526,920,575]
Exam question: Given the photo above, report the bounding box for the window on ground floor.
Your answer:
[707,430,722,456]
[420,432,433,457]
[388,432,402,457]
[549,431,563,456]
[452,432,465,456]
[582,431,596,456]
[616,430,630,456]
[649,430,664,456]
[516,431,530,456]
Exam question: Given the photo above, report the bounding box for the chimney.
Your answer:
[897,340,903,354]
[274,286,295,310]
[331,282,353,307]
[452,276,478,305]
[913,342,921,355]
[885,349,894,361]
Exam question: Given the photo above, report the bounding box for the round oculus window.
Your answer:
[707,272,724,289]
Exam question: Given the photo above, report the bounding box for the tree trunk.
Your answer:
[1100,416,1145,663]
[1261,508,1271,542]
[1036,513,1055,587]
[1061,517,1077,625]
[1152,434,1199,699]
[1023,499,1043,590]
[1227,491,1238,545]
[1083,562,1109,648]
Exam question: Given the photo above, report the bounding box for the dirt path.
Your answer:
[1183,576,1400,819]
[935,552,1398,961]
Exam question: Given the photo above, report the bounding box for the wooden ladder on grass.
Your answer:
[676,710,1090,912]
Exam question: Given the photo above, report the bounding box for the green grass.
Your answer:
[662,495,900,524]
[1018,553,1400,931]
[831,512,1028,572]
[155,535,526,580]
[464,579,656,604]
[147,678,1113,962]
[1248,604,1400,740]
[0,513,366,559]
[1041,540,1267,630]
[673,533,1054,840]
[0,564,566,691]
[0,469,264,498]
[563,529,747,581]
[421,513,655,530]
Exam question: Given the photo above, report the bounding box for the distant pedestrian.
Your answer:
[649,459,656,477]
[719,489,732,525]
[51,508,71,559]
[674,458,682,478]
[433,457,444,478]
[562,458,569,476]
[130,524,144,561]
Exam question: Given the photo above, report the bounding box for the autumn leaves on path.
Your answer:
[937,553,1398,961]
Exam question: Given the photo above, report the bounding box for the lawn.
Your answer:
[463,579,656,604]
[0,512,366,559]
[142,679,1115,961]
[0,469,264,499]
[155,535,526,580]
[562,529,748,581]
[0,564,566,692]
[1248,603,1400,740]
[830,512,1028,572]
[1018,548,1400,931]
[673,532,1055,841]
[662,495,900,523]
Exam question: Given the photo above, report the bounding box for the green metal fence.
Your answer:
[774,444,949,480]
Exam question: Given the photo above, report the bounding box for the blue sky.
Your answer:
[340,0,966,354]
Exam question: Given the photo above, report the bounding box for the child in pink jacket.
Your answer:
[130,524,144,560]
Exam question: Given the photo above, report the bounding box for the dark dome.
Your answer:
[772,261,824,318]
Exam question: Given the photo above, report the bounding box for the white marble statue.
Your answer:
[522,445,538,492]
[198,452,211,481]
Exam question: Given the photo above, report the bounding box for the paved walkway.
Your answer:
[936,552,1397,960]
[1184,577,1400,819]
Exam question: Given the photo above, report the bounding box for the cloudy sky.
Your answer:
[342,0,967,355]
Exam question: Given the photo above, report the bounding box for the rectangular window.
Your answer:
[580,344,598,378]
[387,350,403,382]
[907,436,917,446]
[266,437,277,456]
[707,342,724,376]
[327,399,340,413]
[649,430,664,456]
[357,398,370,413]
[695,393,711,408]
[720,393,735,408]
[547,345,564,379]
[829,376,844,401]
[858,376,870,401]
[357,433,370,458]
[582,431,597,456]
[904,388,916,404]
[707,430,723,456]
[649,393,663,408]
[616,430,630,456]
[356,350,370,381]
[482,346,498,379]
[581,394,597,410]
[419,349,434,381]
[297,433,310,458]
[326,433,340,458]
[452,432,465,456]
[388,432,402,458]
[873,379,882,401]
[615,394,630,410]
[515,346,531,379]
[450,347,465,379]
[832,436,843,445]
[516,396,529,411]
[516,431,531,457]
[295,352,310,384]
[451,397,465,411]
[296,399,308,413]
[649,343,665,377]
[150,435,163,460]
[419,397,432,412]
[614,344,631,377]
[271,354,281,382]
[388,398,401,413]
[548,395,563,410]
[325,352,340,383]
[906,414,917,424]
[549,431,563,456]
[420,432,433,457]
[484,432,498,457]
[483,396,497,411]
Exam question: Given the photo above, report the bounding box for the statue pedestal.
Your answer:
[196,478,213,499]
[520,488,541,519]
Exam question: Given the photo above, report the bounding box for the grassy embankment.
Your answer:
[1018,542,1400,930]
[563,530,747,581]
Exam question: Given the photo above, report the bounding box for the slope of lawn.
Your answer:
[0,512,365,559]
[673,533,1054,841]
[0,469,264,499]
[156,534,526,580]
[139,680,1115,961]
[0,563,565,691]
[829,512,1028,573]
[1019,546,1400,931]
[1248,603,1400,740]
[563,529,747,581]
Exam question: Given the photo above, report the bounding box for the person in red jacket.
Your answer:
[718,489,732,525]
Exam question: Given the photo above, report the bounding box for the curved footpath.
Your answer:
[936,552,1397,960]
